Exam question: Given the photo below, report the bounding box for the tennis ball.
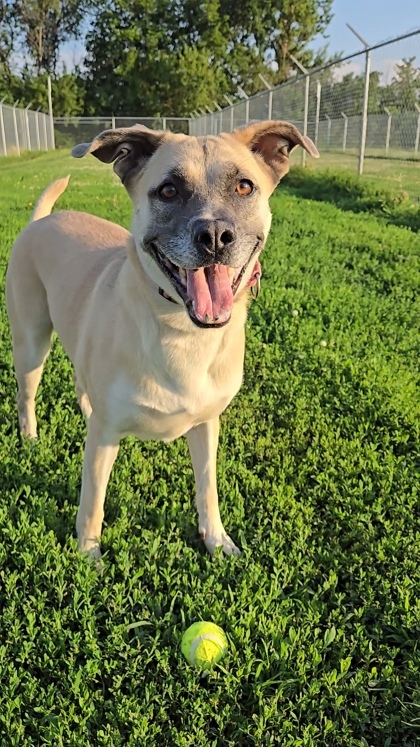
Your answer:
[181,621,227,670]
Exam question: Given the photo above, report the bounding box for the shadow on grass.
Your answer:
[366,154,420,164]
[281,167,420,232]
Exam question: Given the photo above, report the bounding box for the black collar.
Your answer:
[158,287,179,305]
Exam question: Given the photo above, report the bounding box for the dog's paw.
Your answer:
[78,540,103,572]
[200,527,241,556]
[18,418,38,440]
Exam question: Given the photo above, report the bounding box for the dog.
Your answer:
[6,120,318,559]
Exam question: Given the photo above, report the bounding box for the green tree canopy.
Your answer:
[9,0,93,74]
[82,0,335,115]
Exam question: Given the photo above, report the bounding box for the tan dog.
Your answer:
[6,121,318,559]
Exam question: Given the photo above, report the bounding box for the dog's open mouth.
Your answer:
[149,243,261,328]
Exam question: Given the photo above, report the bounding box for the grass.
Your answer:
[289,148,420,204]
[283,166,420,232]
[1,150,420,746]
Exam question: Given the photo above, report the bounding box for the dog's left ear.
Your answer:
[230,120,319,183]
[72,124,166,184]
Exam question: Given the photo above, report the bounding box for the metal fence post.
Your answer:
[192,111,199,135]
[358,48,371,174]
[0,97,7,156]
[414,104,420,154]
[162,117,167,130]
[383,107,392,154]
[267,90,273,120]
[237,87,249,124]
[325,114,331,151]
[223,95,235,131]
[346,24,370,175]
[12,101,20,156]
[341,112,348,151]
[42,111,48,150]
[213,101,222,135]
[258,74,273,120]
[47,75,56,149]
[35,107,41,150]
[19,108,27,150]
[111,115,116,129]
[25,104,32,151]
[204,106,213,134]
[314,81,321,146]
[289,55,310,167]
[302,75,310,166]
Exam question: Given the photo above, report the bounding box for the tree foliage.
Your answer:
[389,57,420,110]
[2,0,336,114]
[1,0,419,118]
[8,0,92,74]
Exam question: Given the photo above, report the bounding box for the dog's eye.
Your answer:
[159,183,178,199]
[236,180,254,196]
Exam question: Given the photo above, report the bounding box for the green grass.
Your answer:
[289,148,420,203]
[283,166,420,232]
[1,151,420,746]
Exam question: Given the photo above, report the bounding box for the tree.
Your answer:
[0,0,16,94]
[217,0,334,83]
[11,0,93,74]
[82,0,335,115]
[83,0,235,116]
[390,57,420,110]
[2,0,338,118]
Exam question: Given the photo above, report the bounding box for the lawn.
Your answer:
[289,148,420,204]
[0,150,419,746]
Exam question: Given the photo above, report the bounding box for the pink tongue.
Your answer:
[187,265,233,324]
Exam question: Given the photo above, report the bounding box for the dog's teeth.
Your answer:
[179,268,187,282]
[205,314,210,323]
[228,267,235,280]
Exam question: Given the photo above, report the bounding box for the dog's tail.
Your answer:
[31,175,71,222]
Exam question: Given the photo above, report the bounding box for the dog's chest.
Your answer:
[107,364,241,441]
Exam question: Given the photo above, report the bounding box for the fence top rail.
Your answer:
[290,27,420,83]
[117,116,189,120]
[53,116,190,122]
[0,101,48,115]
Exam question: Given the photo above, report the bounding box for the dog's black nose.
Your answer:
[192,219,236,256]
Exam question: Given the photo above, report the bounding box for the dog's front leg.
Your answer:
[186,418,240,556]
[76,414,120,561]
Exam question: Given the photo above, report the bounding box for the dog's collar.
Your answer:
[158,264,262,306]
[158,287,179,304]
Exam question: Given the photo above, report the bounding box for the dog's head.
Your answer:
[73,121,318,328]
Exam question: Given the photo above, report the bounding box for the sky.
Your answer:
[313,0,419,55]
[310,0,419,82]
[53,0,420,79]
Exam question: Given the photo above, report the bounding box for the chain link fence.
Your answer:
[0,112,190,156]
[0,100,55,156]
[2,31,418,200]
[53,116,189,149]
[190,31,420,198]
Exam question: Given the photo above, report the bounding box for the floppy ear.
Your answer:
[72,124,166,185]
[230,120,319,183]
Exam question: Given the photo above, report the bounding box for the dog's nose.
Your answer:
[192,219,236,256]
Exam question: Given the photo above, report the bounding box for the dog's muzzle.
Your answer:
[144,237,263,328]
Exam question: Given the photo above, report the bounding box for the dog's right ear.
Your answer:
[72,124,166,185]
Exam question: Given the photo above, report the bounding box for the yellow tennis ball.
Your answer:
[181,621,228,670]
